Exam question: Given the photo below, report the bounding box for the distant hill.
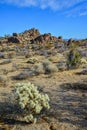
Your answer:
[0,28,87,46]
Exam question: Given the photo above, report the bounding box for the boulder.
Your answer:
[13,33,19,37]
[58,36,63,41]
[31,33,57,44]
[8,36,21,43]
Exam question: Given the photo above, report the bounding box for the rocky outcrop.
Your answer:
[21,28,40,41]
[7,28,40,44]
[1,28,86,47]
[31,33,58,44]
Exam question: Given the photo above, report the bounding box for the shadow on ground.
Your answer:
[0,99,28,125]
[46,83,87,130]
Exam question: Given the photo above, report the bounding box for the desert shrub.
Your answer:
[44,63,58,74]
[34,60,58,75]
[0,75,6,82]
[42,60,58,74]
[67,44,81,69]
[7,52,16,58]
[27,57,38,64]
[2,69,9,74]
[12,63,20,70]
[13,82,50,123]
[57,61,67,71]
[34,63,45,75]
[42,60,52,67]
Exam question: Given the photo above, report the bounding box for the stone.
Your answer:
[8,37,21,43]
[13,33,19,37]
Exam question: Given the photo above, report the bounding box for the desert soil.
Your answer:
[0,56,87,130]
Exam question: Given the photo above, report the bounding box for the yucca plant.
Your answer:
[67,44,81,69]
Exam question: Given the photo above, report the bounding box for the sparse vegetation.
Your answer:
[0,28,87,130]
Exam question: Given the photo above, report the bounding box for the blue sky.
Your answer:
[0,0,87,39]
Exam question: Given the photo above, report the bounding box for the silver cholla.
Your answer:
[13,82,50,123]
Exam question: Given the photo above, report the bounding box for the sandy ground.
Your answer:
[0,56,87,130]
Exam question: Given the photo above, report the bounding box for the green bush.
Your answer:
[13,82,50,123]
[67,44,81,69]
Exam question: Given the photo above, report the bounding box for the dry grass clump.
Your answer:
[12,63,21,70]
[34,63,45,75]
[44,63,58,74]
[57,61,67,71]
[0,75,6,82]
[0,75,7,86]
[27,57,39,64]
[42,59,52,67]
[1,69,9,75]
[42,60,58,74]
[34,60,58,75]
[7,52,16,58]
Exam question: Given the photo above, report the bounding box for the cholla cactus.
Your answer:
[13,82,50,123]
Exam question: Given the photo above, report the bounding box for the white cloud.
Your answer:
[0,0,87,16]
[64,0,87,17]
[0,0,83,9]
[80,11,87,16]
[0,0,37,6]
